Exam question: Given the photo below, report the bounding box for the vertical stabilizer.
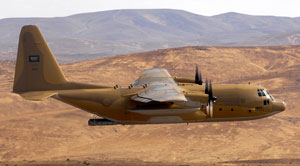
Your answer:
[13,25,68,92]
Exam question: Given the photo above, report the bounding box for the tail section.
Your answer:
[13,25,110,101]
[13,25,68,93]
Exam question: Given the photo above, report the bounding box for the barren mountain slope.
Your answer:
[2,9,300,62]
[0,46,300,165]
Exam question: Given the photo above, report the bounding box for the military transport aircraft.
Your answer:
[13,25,286,125]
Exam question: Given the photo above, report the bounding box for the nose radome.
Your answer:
[273,100,286,112]
[282,101,286,111]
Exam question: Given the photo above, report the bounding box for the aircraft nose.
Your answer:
[273,100,286,112]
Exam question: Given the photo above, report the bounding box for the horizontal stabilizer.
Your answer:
[17,91,57,101]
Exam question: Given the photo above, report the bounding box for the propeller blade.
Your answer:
[205,79,208,94]
[195,66,203,85]
[206,80,216,118]
[206,103,210,116]
[209,100,213,118]
[206,100,213,118]
[209,80,213,100]
[195,66,199,82]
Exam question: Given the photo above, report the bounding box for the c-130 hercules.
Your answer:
[13,25,286,125]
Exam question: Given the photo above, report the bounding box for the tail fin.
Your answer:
[13,25,68,93]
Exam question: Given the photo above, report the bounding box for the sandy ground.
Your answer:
[0,46,300,165]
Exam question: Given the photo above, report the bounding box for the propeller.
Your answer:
[205,79,217,118]
[195,66,203,85]
[195,67,217,118]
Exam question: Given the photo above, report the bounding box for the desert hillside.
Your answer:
[0,46,300,165]
[2,9,300,62]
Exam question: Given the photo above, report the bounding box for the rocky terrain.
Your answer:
[0,46,300,165]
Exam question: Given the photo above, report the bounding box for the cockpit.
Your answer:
[255,88,285,112]
[257,88,276,105]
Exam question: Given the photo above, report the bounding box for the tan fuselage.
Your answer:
[13,25,285,125]
[52,84,285,124]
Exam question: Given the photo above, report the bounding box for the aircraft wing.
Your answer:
[131,68,187,103]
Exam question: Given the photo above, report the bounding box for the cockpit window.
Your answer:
[258,91,262,96]
[258,89,275,101]
[266,90,275,101]
[264,99,270,105]
[257,89,264,97]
